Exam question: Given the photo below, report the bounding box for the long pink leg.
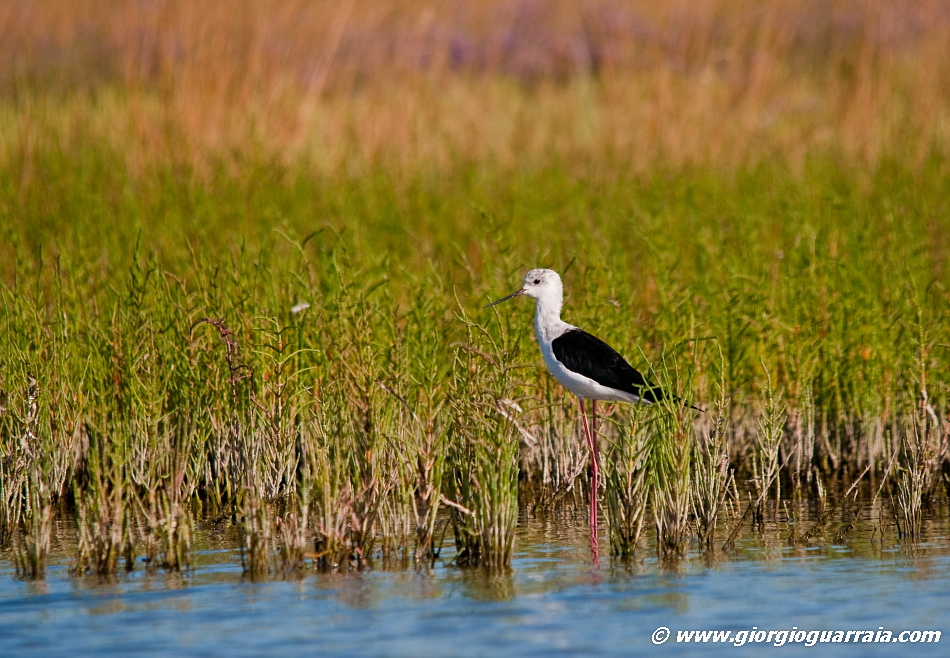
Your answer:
[579,397,599,558]
[591,400,600,467]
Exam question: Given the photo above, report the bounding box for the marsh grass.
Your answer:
[4,1,950,175]
[2,1,950,573]
[644,356,699,558]
[691,348,733,550]
[2,158,949,572]
[752,363,786,522]
[519,378,588,512]
[601,406,651,557]
[136,489,193,572]
[895,405,949,540]
[446,311,523,569]
[13,503,52,579]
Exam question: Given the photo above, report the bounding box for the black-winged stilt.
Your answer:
[486,268,679,553]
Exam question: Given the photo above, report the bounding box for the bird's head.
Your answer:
[484,268,563,308]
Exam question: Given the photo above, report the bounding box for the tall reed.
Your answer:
[601,405,651,557]
[691,345,732,550]
[4,1,950,175]
[1,151,949,569]
[446,308,524,569]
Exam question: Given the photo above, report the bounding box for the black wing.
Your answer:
[551,329,664,403]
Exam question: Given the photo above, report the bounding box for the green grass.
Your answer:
[1,145,949,572]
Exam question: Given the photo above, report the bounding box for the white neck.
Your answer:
[532,288,572,344]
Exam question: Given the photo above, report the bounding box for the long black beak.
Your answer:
[484,288,526,309]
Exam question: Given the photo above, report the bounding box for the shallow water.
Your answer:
[2,504,949,656]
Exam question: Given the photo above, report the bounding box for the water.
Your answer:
[2,507,949,656]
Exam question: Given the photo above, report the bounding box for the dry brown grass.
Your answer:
[2,0,949,175]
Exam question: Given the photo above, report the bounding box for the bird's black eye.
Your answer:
[533,279,541,285]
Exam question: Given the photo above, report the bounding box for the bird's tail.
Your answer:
[643,383,704,413]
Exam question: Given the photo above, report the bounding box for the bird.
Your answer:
[485,268,688,554]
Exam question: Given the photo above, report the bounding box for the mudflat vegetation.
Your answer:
[1,1,948,576]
